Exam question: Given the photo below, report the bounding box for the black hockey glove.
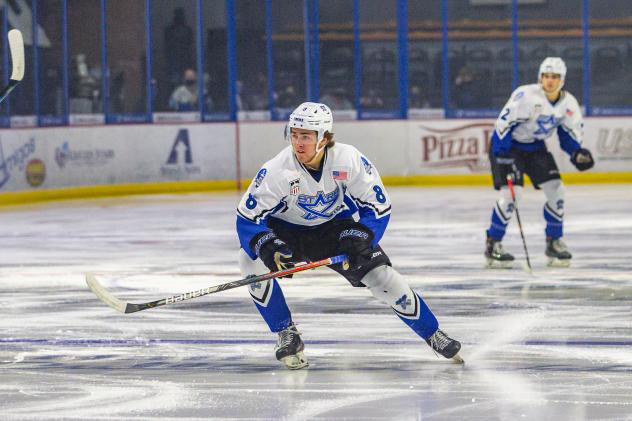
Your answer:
[571,148,594,171]
[337,223,375,270]
[251,232,295,277]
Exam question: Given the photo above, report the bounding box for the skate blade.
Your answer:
[485,259,513,269]
[280,351,309,370]
[547,257,571,268]
[451,354,465,365]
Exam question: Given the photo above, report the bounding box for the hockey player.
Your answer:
[236,102,462,369]
[485,57,594,268]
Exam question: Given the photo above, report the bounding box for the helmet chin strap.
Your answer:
[295,137,327,168]
[314,136,327,155]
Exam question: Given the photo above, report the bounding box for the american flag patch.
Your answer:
[566,108,574,117]
[332,170,347,180]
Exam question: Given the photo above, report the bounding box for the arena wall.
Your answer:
[1,118,631,205]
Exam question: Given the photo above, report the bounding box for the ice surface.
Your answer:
[1,185,631,420]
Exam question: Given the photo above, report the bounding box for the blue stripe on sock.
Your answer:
[544,205,563,238]
[252,279,292,333]
[396,292,439,340]
[487,206,509,240]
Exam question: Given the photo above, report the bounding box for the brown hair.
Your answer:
[324,131,335,148]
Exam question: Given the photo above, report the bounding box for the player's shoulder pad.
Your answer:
[333,143,378,180]
[510,87,526,103]
[561,90,580,107]
[249,147,291,188]
[329,142,361,164]
[331,142,358,154]
[511,84,539,102]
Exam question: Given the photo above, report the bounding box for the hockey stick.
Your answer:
[86,254,348,314]
[506,174,532,273]
[0,29,25,104]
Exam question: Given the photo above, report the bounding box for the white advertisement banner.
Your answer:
[587,117,632,172]
[408,121,494,174]
[0,117,629,194]
[407,118,632,175]
[0,124,235,193]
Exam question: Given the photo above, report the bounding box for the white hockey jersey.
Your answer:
[493,84,583,155]
[236,143,391,258]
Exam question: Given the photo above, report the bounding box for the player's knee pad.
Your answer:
[495,186,521,223]
[360,265,418,317]
[238,248,272,302]
[541,179,565,217]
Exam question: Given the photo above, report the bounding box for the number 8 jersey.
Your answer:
[236,143,392,259]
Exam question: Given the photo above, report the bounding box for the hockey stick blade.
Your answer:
[8,29,25,81]
[0,29,25,104]
[86,273,133,313]
[86,254,348,314]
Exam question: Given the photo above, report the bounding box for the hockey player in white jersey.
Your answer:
[236,102,462,369]
[485,57,594,268]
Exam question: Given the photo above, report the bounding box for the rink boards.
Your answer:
[0,117,631,205]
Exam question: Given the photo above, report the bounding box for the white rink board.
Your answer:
[238,119,410,177]
[0,117,630,193]
[407,117,632,175]
[240,117,632,177]
[0,124,235,192]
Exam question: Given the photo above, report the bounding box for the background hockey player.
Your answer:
[236,102,462,369]
[485,57,594,268]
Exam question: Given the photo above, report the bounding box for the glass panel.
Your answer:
[589,1,632,112]
[271,0,305,116]
[105,0,147,121]
[68,0,101,116]
[359,0,398,112]
[318,0,355,112]
[235,0,267,113]
[202,0,229,119]
[37,0,65,124]
[518,0,583,104]
[151,0,198,113]
[408,0,441,110]
[447,0,512,115]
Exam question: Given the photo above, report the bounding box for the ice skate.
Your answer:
[426,329,464,364]
[485,237,514,269]
[275,323,308,370]
[546,237,572,267]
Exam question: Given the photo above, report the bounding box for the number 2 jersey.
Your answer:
[492,83,583,156]
[236,143,391,259]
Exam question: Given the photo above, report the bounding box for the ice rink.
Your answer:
[1,185,631,420]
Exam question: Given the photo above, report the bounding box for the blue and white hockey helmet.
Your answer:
[538,57,566,84]
[286,102,333,142]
